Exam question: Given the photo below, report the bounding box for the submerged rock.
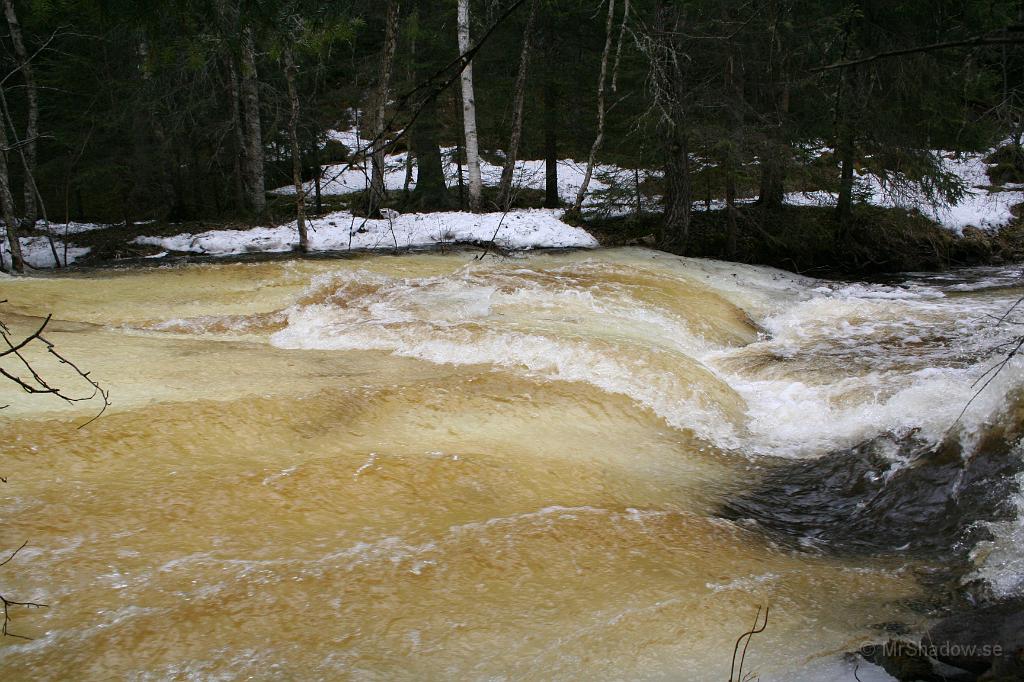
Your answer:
[721,426,1023,560]
[860,599,1024,681]
[727,409,1024,681]
[926,598,1024,680]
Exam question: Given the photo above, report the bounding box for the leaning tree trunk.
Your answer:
[457,0,482,211]
[3,0,37,227]
[283,47,308,253]
[497,0,539,209]
[370,0,400,215]
[571,0,624,216]
[239,25,266,215]
[0,116,24,272]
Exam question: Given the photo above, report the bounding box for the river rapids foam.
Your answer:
[268,252,1024,459]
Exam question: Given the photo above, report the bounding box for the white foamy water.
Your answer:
[270,250,1024,459]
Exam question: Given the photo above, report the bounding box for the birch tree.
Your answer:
[570,0,628,217]
[283,46,308,252]
[369,0,401,215]
[457,0,482,212]
[497,0,539,209]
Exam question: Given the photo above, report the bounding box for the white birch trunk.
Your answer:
[571,0,618,216]
[457,0,482,212]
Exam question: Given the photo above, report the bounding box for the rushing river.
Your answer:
[1,247,1022,680]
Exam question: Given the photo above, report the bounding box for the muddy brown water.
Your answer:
[2,248,1022,680]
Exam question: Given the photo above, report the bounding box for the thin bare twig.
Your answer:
[1,542,48,639]
[951,288,1024,428]
[0,306,110,426]
[729,605,769,682]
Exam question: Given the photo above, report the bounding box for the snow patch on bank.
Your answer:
[274,145,626,211]
[0,227,90,269]
[131,208,598,256]
[782,151,1022,234]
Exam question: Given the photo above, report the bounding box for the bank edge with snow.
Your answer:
[131,208,599,256]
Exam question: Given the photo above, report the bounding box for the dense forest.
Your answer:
[0,0,1022,273]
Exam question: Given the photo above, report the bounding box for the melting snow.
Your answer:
[131,208,598,256]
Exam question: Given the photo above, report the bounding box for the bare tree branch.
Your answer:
[811,26,1024,72]
[0,304,110,426]
[1,542,48,639]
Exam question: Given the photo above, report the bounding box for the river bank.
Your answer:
[3,197,1022,279]
[587,204,1024,276]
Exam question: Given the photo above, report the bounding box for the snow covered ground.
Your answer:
[3,126,1022,268]
[132,208,598,256]
[276,145,632,212]
[0,235,89,270]
[777,150,1022,234]
[0,220,161,269]
[283,127,1024,235]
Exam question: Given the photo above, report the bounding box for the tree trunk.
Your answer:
[226,57,247,211]
[0,114,24,272]
[758,151,786,208]
[314,168,323,215]
[3,0,37,226]
[543,50,560,208]
[725,164,738,257]
[370,0,400,215]
[657,0,690,250]
[216,0,247,213]
[757,0,788,209]
[403,150,414,200]
[836,124,855,235]
[571,0,617,216]
[661,126,691,249]
[497,0,539,209]
[457,0,482,211]
[409,96,450,211]
[455,92,466,209]
[239,25,266,215]
[283,47,307,252]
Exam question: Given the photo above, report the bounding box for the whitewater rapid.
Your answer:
[268,250,1024,459]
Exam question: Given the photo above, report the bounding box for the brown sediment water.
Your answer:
[2,248,1022,680]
